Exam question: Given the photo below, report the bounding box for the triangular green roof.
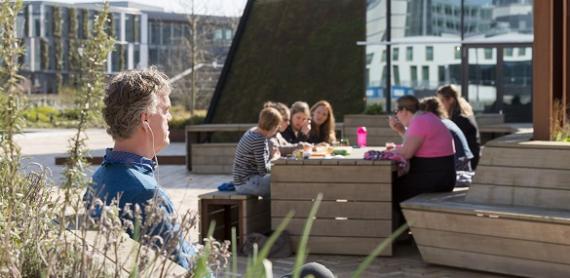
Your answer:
[206,0,365,123]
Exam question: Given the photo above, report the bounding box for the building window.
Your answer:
[44,6,53,37]
[162,23,171,45]
[484,48,492,59]
[410,65,418,85]
[149,47,159,66]
[392,47,399,61]
[438,65,445,83]
[406,46,413,61]
[422,66,429,81]
[425,46,433,61]
[392,65,400,85]
[518,47,526,56]
[505,48,513,57]
[454,46,461,59]
[381,49,386,62]
[149,21,161,45]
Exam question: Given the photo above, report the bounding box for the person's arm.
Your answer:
[253,139,270,175]
[395,135,423,160]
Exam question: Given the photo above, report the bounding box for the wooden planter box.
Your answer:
[402,132,570,277]
[271,148,395,256]
[191,143,236,174]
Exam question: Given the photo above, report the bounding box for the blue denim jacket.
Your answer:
[83,149,196,269]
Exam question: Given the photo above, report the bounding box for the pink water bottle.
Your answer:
[357,126,367,147]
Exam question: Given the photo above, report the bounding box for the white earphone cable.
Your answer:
[146,121,160,185]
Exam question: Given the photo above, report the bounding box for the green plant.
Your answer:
[62,2,114,202]
[0,0,25,167]
[363,103,384,115]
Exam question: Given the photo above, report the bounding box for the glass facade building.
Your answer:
[365,0,533,122]
[16,1,237,98]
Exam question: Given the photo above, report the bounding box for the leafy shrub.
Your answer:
[363,103,384,115]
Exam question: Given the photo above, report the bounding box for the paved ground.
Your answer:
[17,128,510,277]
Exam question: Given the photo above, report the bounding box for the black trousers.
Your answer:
[393,155,456,228]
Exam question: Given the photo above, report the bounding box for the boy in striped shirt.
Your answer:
[233,107,282,197]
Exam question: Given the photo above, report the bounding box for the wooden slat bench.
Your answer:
[199,191,270,246]
[402,132,570,277]
[271,147,396,256]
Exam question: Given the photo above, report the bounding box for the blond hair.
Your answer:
[258,107,282,131]
[103,67,170,140]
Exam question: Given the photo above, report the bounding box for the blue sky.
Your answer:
[57,0,248,16]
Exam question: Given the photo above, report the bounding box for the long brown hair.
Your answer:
[436,84,473,117]
[309,100,336,144]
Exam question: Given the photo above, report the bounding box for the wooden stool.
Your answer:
[199,191,270,246]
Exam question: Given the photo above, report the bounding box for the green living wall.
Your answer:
[208,0,365,123]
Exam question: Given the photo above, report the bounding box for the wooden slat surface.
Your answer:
[466,184,570,210]
[271,182,391,201]
[290,236,392,256]
[192,143,236,156]
[479,146,570,170]
[403,209,570,245]
[191,155,234,165]
[271,200,391,219]
[80,230,188,276]
[272,165,392,183]
[273,218,392,237]
[413,228,570,265]
[419,246,570,278]
[199,191,253,200]
[474,165,570,189]
[192,165,233,174]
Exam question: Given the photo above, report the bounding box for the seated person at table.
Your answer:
[281,101,311,144]
[233,107,282,197]
[264,101,311,159]
[436,84,481,170]
[83,68,197,269]
[308,100,337,145]
[420,97,474,172]
[388,95,456,225]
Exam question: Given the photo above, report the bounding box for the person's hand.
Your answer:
[271,147,281,161]
[388,116,405,136]
[301,119,311,136]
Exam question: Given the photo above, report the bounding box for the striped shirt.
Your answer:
[233,128,271,185]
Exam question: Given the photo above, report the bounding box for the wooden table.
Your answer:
[270,147,396,256]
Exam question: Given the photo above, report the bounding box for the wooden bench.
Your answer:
[199,191,270,246]
[65,215,187,276]
[476,113,532,144]
[271,147,396,256]
[402,132,570,277]
[186,123,344,174]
